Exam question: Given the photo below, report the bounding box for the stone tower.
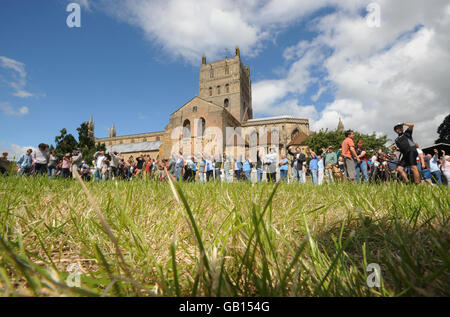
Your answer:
[88,115,95,140]
[108,123,116,138]
[198,46,252,123]
[337,117,344,131]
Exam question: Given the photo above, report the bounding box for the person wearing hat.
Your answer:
[393,122,420,184]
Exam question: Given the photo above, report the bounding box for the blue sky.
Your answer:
[1,0,449,158]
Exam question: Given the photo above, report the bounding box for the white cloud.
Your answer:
[100,0,349,63]
[97,0,449,145]
[70,0,91,11]
[0,103,29,116]
[252,0,450,146]
[0,56,35,98]
[0,144,36,160]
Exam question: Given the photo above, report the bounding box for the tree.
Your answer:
[53,123,106,165]
[435,114,450,144]
[77,122,97,164]
[302,129,388,154]
[54,128,78,157]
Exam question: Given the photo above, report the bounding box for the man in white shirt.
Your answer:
[265,147,278,182]
[94,151,106,182]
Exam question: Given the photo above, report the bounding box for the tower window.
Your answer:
[210,69,214,78]
[224,98,229,108]
[225,84,229,93]
[193,106,198,113]
[225,64,229,75]
[209,87,212,96]
[217,86,221,95]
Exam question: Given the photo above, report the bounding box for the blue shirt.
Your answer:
[280,158,289,171]
[206,160,213,172]
[199,160,206,172]
[243,160,252,172]
[318,159,324,170]
[309,157,318,170]
[17,153,32,168]
[430,155,439,172]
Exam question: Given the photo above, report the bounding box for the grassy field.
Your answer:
[0,175,448,297]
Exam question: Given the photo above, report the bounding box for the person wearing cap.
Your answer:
[324,146,337,183]
[393,122,420,184]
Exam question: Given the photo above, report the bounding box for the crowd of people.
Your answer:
[1,123,449,186]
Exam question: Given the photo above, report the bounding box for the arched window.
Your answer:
[209,87,212,96]
[193,106,198,113]
[217,86,221,95]
[224,98,229,108]
[183,119,191,139]
[197,118,206,136]
[225,64,229,75]
[291,129,299,141]
[225,84,229,93]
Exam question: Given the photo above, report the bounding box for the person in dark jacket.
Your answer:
[287,146,306,183]
[394,123,420,184]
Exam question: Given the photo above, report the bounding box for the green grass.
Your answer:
[0,175,448,296]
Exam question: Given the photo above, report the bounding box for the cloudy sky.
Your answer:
[1,0,449,158]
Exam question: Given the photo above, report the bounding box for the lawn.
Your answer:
[0,175,448,296]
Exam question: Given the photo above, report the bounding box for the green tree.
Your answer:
[53,123,106,165]
[54,128,78,157]
[302,129,388,154]
[435,114,450,144]
[77,122,98,164]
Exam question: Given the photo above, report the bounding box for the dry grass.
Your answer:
[0,175,449,296]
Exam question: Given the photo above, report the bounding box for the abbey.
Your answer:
[91,47,311,160]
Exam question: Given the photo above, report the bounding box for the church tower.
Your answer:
[198,46,252,123]
[337,117,345,131]
[108,123,116,138]
[88,115,95,140]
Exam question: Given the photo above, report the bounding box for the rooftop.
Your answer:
[109,141,162,154]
